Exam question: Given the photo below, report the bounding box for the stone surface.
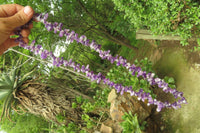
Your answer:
[107,89,117,103]
[110,100,124,122]
[100,123,113,133]
[108,89,152,123]
[103,120,123,133]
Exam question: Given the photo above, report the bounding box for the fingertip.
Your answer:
[7,6,34,29]
[21,29,30,37]
[24,6,34,17]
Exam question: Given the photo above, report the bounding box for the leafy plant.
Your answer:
[0,111,49,133]
[0,62,35,121]
[69,87,111,132]
[120,112,146,133]
[2,7,186,133]
[112,0,200,46]
[107,58,156,98]
[164,76,176,89]
[46,120,80,133]
[81,88,110,129]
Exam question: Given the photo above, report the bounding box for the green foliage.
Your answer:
[75,88,110,131]
[118,44,136,61]
[74,85,110,112]
[72,102,77,109]
[0,62,35,121]
[164,76,176,89]
[80,88,110,113]
[56,113,66,123]
[81,101,95,113]
[81,114,95,129]
[0,111,49,133]
[0,0,182,132]
[107,58,156,98]
[93,88,111,108]
[193,38,200,51]
[76,96,83,104]
[134,57,153,72]
[60,40,104,73]
[45,113,81,133]
[46,121,80,133]
[112,0,200,46]
[57,122,80,133]
[65,122,80,133]
[120,112,146,133]
[49,87,111,132]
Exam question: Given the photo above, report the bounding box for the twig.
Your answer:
[95,111,105,130]
[14,58,32,70]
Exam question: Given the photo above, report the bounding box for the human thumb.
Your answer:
[8,6,34,29]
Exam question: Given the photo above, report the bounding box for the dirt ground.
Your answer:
[134,40,200,133]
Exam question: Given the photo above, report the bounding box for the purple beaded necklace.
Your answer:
[15,13,187,112]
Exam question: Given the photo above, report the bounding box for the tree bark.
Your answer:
[14,80,93,125]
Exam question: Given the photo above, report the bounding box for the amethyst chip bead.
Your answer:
[15,13,187,112]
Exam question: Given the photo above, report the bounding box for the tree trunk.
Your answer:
[14,80,93,125]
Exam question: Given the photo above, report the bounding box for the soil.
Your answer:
[132,39,200,133]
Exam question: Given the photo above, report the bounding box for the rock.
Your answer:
[100,123,113,133]
[103,120,123,133]
[110,100,124,122]
[108,90,152,123]
[107,89,117,103]
[107,89,153,132]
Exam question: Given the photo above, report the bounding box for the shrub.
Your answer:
[112,0,200,46]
